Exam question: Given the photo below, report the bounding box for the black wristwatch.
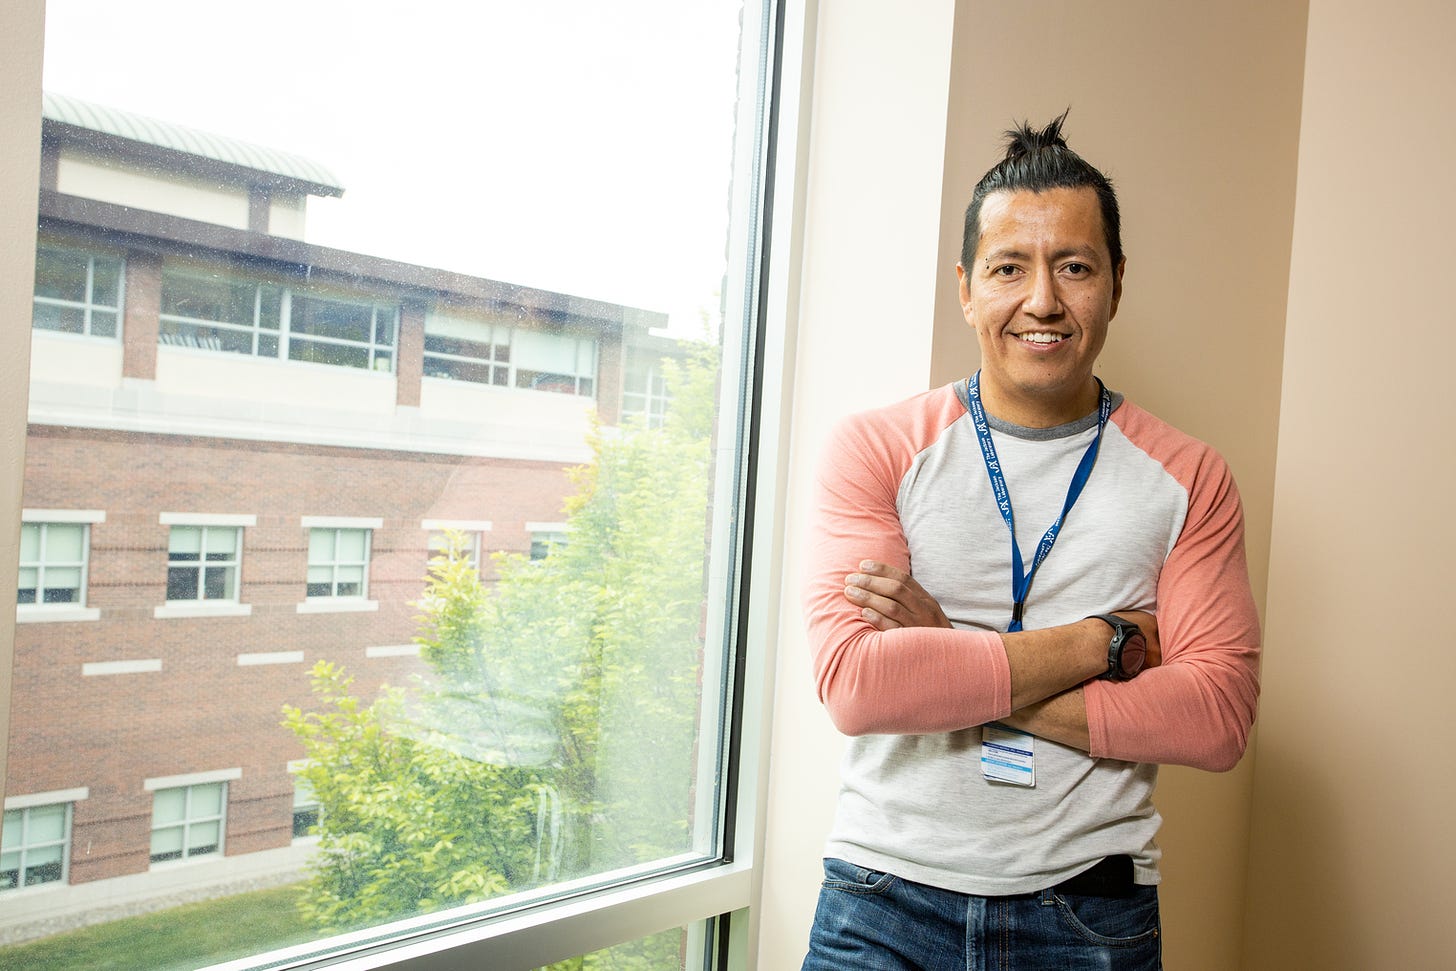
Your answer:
[1088,614,1147,681]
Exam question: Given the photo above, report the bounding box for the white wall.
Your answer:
[56,150,252,230]
[756,1,958,962]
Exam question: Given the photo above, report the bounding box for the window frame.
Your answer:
[15,510,103,623]
[30,241,124,340]
[422,312,598,398]
[1,793,82,893]
[298,516,381,613]
[0,0,808,965]
[143,771,239,867]
[158,265,399,374]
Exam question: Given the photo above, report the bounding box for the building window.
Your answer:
[528,524,569,562]
[166,526,241,603]
[424,520,491,572]
[424,311,596,396]
[292,777,321,840]
[149,783,226,864]
[159,267,397,372]
[622,356,672,429]
[1,802,72,891]
[18,521,88,606]
[307,527,371,598]
[31,243,123,339]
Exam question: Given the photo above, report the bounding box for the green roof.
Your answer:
[42,91,344,197]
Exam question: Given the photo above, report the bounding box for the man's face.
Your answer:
[957,186,1124,426]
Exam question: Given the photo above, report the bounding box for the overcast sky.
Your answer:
[42,0,750,334]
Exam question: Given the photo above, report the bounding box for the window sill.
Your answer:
[16,605,101,623]
[297,599,380,614]
[153,602,253,619]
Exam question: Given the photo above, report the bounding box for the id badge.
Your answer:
[981,723,1035,787]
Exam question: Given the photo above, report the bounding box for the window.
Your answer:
[424,520,490,571]
[149,783,226,864]
[18,521,88,606]
[622,355,672,429]
[1,802,73,891]
[166,526,241,603]
[291,777,320,840]
[10,0,784,967]
[528,524,569,561]
[31,243,123,338]
[424,311,597,396]
[306,527,371,598]
[159,267,397,372]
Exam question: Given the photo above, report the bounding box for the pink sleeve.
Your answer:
[1084,415,1262,771]
[803,399,1011,737]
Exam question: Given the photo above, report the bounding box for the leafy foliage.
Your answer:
[283,345,720,962]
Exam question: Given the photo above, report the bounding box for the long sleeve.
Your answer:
[803,395,1011,736]
[1083,411,1262,771]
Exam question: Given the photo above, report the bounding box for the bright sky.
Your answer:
[41,0,750,335]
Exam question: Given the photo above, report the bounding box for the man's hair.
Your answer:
[960,111,1122,270]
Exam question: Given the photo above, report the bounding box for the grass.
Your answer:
[0,883,319,971]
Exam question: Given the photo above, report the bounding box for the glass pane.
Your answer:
[335,529,366,562]
[188,821,221,852]
[168,526,201,557]
[190,784,224,816]
[46,523,85,561]
[203,527,239,558]
[167,567,199,601]
[19,524,38,562]
[17,0,764,966]
[91,256,122,306]
[307,529,335,562]
[151,789,186,826]
[290,294,373,343]
[149,826,183,861]
[31,302,85,334]
[202,566,235,600]
[160,271,256,325]
[33,247,88,301]
[288,339,368,369]
[27,805,67,843]
[90,309,118,338]
[43,568,82,600]
[2,809,19,846]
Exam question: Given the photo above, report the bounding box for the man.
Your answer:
[800,114,1261,969]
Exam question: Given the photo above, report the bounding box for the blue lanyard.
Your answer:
[966,371,1111,633]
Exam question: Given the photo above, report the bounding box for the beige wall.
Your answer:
[1241,0,1456,967]
[0,0,44,810]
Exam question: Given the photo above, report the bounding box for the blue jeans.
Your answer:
[802,858,1161,970]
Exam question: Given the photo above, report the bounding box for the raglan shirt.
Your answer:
[804,379,1261,895]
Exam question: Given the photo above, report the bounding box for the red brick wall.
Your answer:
[9,425,576,884]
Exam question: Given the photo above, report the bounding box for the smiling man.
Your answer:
[800,115,1261,969]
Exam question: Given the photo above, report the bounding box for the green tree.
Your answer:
[283,345,718,963]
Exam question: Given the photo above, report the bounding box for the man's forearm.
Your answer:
[1000,688,1091,751]
[999,618,1110,712]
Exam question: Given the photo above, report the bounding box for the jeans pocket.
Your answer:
[821,857,897,895]
[1048,884,1161,948]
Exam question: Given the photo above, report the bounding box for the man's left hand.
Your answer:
[844,560,952,630]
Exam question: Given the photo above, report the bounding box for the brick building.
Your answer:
[2,93,680,938]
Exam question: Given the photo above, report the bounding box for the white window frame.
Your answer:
[423,519,491,571]
[422,312,598,398]
[0,0,805,965]
[31,241,124,340]
[287,761,322,843]
[16,510,103,623]
[2,789,86,893]
[621,355,672,429]
[298,516,381,613]
[158,266,398,373]
[154,512,255,618]
[144,771,238,867]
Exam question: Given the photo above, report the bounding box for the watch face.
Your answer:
[1120,631,1148,677]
